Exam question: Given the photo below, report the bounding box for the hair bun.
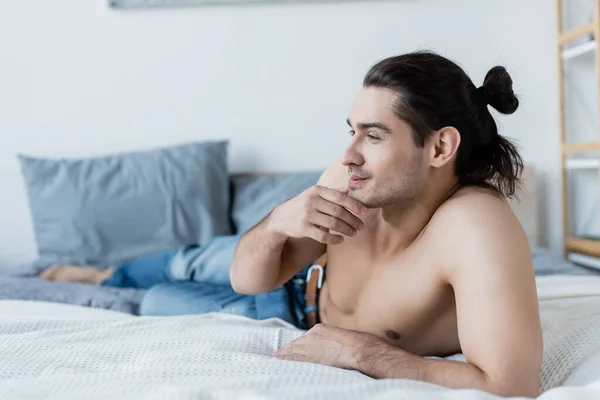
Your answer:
[476,86,493,105]
[481,66,519,115]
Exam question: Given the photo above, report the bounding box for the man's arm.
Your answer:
[353,338,497,390]
[355,193,542,397]
[274,192,542,398]
[230,162,366,295]
[230,216,326,295]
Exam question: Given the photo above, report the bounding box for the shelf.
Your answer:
[565,236,600,258]
[568,252,600,271]
[566,158,599,169]
[562,142,600,154]
[563,40,596,60]
[559,22,595,45]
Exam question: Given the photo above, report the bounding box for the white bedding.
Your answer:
[0,300,134,320]
[2,275,600,399]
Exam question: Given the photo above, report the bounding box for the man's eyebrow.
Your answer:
[346,118,392,134]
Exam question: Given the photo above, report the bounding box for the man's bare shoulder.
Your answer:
[432,185,517,226]
[427,185,532,278]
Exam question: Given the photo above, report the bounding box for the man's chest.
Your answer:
[319,240,458,356]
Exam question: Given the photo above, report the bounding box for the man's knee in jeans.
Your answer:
[140,282,208,316]
[140,284,175,316]
[139,281,254,317]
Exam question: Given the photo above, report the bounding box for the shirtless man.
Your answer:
[41,51,542,397]
[230,52,542,397]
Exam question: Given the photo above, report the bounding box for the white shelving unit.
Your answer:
[568,251,600,269]
[565,157,600,169]
[558,1,600,270]
[563,40,596,60]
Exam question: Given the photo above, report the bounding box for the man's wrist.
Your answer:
[348,334,426,381]
[348,340,365,371]
[348,333,385,372]
[264,208,289,247]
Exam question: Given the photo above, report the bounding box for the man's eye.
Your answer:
[367,134,380,141]
[349,130,356,137]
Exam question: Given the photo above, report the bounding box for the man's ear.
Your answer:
[429,126,461,168]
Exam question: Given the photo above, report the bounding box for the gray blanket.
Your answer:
[0,258,146,314]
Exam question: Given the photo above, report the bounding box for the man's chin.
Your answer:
[348,189,373,208]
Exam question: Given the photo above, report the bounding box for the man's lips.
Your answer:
[349,174,368,188]
[349,174,368,181]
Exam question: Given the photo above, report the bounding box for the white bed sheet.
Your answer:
[1,275,600,399]
[0,300,134,319]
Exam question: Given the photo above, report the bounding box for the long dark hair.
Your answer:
[363,51,523,198]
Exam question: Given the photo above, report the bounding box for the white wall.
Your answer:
[0,0,560,268]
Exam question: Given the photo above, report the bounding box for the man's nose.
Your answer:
[341,143,364,167]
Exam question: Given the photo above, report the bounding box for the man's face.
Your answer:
[343,87,429,208]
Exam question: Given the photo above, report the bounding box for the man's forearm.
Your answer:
[230,214,289,294]
[353,338,512,396]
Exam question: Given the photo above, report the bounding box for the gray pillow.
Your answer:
[230,171,323,234]
[531,247,600,276]
[19,141,231,266]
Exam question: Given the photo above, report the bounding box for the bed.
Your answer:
[2,275,600,399]
[2,165,600,399]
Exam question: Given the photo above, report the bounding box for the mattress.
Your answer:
[2,275,600,399]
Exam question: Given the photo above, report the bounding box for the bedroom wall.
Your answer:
[0,0,559,269]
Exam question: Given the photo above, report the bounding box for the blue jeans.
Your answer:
[102,235,311,330]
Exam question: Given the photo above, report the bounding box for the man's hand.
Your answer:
[272,323,373,369]
[269,186,369,245]
[230,162,359,296]
[231,184,367,295]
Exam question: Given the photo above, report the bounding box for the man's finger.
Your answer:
[317,186,369,216]
[315,198,364,231]
[306,226,344,245]
[310,211,357,237]
[275,353,304,362]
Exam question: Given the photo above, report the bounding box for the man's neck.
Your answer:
[376,179,460,253]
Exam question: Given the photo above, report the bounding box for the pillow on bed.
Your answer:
[230,171,322,234]
[532,247,600,276]
[19,141,231,266]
